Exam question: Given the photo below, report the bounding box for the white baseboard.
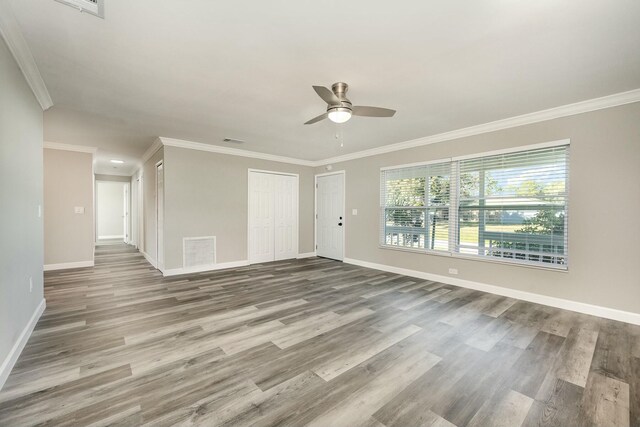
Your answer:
[140,250,157,269]
[162,260,250,277]
[0,299,46,390]
[343,257,640,326]
[296,252,317,259]
[97,235,124,239]
[44,260,94,271]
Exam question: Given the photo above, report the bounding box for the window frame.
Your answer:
[379,139,570,271]
[380,158,453,254]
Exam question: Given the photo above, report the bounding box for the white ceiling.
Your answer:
[11,0,640,175]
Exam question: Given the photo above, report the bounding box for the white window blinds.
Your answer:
[380,143,570,268]
[457,145,569,266]
[380,161,452,252]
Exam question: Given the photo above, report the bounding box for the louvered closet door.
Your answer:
[274,174,298,261]
[248,172,275,263]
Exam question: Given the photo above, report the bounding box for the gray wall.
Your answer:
[163,146,315,269]
[0,38,44,378]
[142,147,164,261]
[316,102,640,314]
[96,181,124,238]
[43,149,94,265]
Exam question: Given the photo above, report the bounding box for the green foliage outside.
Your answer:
[385,174,566,262]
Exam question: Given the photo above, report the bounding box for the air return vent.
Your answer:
[54,0,104,18]
[183,237,216,268]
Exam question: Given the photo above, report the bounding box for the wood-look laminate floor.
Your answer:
[1,245,639,427]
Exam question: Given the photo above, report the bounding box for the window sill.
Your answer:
[378,244,568,272]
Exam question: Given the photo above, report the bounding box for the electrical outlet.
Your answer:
[352,209,358,215]
[448,268,458,275]
[29,276,33,293]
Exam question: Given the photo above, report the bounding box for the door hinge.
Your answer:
[315,213,318,219]
[315,244,318,249]
[315,183,318,188]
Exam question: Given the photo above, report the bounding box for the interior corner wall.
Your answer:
[130,171,141,248]
[142,147,164,264]
[162,146,315,270]
[43,149,95,265]
[315,102,640,315]
[0,37,44,385]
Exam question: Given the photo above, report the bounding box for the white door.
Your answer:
[274,174,298,261]
[316,173,344,260]
[123,183,129,244]
[138,176,144,252]
[156,162,164,269]
[131,178,137,247]
[248,172,275,263]
[248,171,298,264]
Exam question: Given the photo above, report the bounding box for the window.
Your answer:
[380,161,452,252]
[380,142,570,269]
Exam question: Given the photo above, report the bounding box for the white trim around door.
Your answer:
[156,161,164,271]
[247,169,299,264]
[315,170,346,261]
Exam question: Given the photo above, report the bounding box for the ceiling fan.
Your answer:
[304,82,396,125]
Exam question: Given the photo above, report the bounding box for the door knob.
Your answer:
[338,222,343,226]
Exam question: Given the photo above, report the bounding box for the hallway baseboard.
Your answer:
[0,299,45,390]
[44,260,94,271]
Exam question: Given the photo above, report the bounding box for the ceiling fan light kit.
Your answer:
[328,107,352,123]
[304,82,396,125]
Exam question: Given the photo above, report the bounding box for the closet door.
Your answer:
[274,174,298,261]
[248,172,275,263]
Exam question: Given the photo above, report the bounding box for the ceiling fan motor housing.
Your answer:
[331,82,350,98]
[329,82,352,113]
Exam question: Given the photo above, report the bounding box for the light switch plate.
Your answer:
[74,206,85,214]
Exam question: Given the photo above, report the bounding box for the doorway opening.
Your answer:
[95,180,130,245]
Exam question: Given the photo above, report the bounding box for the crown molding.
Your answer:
[140,88,640,169]
[159,137,317,167]
[44,141,97,154]
[0,1,53,110]
[316,88,640,166]
[141,138,163,163]
[95,170,134,178]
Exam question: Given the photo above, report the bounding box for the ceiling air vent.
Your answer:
[183,236,216,269]
[223,138,245,144]
[54,0,104,18]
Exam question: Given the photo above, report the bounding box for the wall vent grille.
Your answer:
[54,0,104,18]
[183,236,216,268]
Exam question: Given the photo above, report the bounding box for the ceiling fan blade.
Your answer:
[304,112,328,125]
[352,106,396,117]
[313,86,341,106]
